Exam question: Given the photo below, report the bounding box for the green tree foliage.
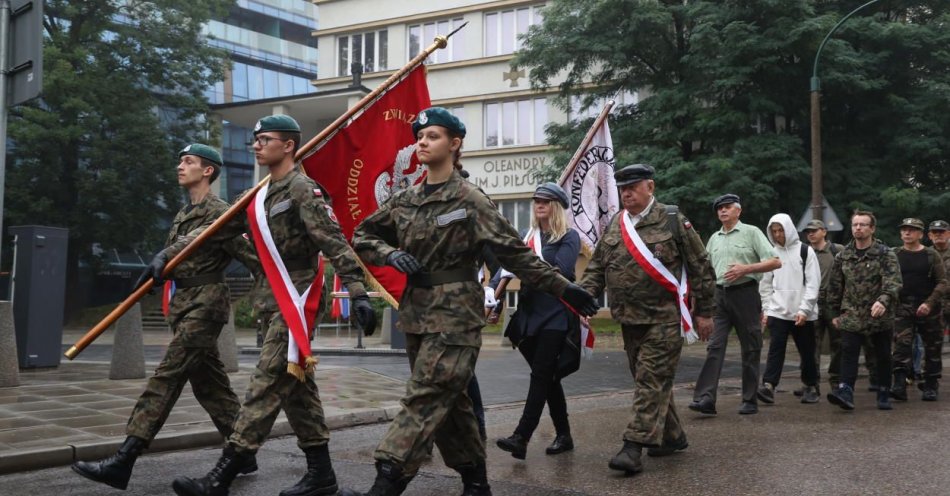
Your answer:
[516,0,949,244]
[6,1,233,310]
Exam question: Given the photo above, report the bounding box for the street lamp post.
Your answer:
[810,0,881,223]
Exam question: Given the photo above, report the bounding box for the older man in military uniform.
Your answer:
[171,116,377,496]
[72,144,259,490]
[928,220,950,339]
[581,164,715,475]
[891,218,948,401]
[826,210,902,410]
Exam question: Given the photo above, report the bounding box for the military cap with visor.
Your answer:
[533,182,569,209]
[899,217,925,230]
[929,220,949,231]
[803,219,827,231]
[179,143,222,166]
[614,164,655,187]
[254,114,301,135]
[412,106,466,138]
[712,193,741,210]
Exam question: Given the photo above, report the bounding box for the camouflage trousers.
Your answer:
[893,306,943,380]
[375,331,483,476]
[228,313,329,453]
[621,322,683,447]
[126,318,240,442]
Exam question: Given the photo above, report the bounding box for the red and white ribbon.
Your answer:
[247,182,325,376]
[619,211,697,343]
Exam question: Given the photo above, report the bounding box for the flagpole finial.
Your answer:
[434,35,448,49]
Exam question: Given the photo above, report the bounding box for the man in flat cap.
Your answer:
[691,193,780,415]
[581,164,715,475]
[929,220,950,340]
[172,115,377,496]
[891,218,948,401]
[73,144,260,490]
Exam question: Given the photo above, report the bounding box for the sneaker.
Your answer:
[827,384,855,411]
[756,383,775,404]
[801,385,820,404]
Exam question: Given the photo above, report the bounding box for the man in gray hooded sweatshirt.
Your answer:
[757,213,822,404]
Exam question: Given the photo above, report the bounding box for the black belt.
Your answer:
[406,268,477,288]
[284,258,313,272]
[716,280,757,291]
[174,272,224,289]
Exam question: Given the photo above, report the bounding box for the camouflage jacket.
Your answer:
[353,169,570,347]
[938,247,950,316]
[581,201,716,325]
[161,193,259,325]
[164,170,368,316]
[827,239,902,335]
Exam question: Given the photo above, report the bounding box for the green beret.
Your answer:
[254,114,300,135]
[614,164,655,186]
[179,143,222,166]
[412,107,466,138]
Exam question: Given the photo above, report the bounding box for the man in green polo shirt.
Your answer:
[690,194,780,415]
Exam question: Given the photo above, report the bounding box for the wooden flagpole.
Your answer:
[65,25,467,360]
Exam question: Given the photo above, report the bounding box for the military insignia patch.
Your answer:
[313,188,322,196]
[183,144,192,152]
[270,199,291,217]
[436,208,467,226]
[418,111,428,125]
[683,219,693,229]
[253,120,262,132]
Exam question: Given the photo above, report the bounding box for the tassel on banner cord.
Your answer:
[287,363,305,382]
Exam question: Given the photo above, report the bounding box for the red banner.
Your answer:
[302,65,431,302]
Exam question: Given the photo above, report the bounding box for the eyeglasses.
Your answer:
[249,135,288,147]
[851,222,871,227]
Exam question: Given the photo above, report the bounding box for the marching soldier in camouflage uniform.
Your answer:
[72,144,259,490]
[928,220,950,339]
[341,107,598,496]
[580,164,715,475]
[172,115,377,496]
[891,218,948,401]
[827,210,902,410]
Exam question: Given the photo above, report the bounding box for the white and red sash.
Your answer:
[161,280,176,317]
[501,229,596,356]
[619,211,698,344]
[247,182,325,381]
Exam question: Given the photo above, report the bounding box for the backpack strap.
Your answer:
[664,205,683,245]
[800,243,809,286]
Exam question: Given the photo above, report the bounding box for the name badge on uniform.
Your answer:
[270,199,292,217]
[436,208,467,226]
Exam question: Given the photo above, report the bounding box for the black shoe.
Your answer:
[827,384,855,411]
[647,434,688,457]
[338,461,412,496]
[455,461,492,496]
[800,385,820,404]
[496,434,527,460]
[738,401,758,415]
[877,389,893,410]
[279,445,338,496]
[687,398,717,416]
[757,384,775,404]
[172,447,252,496]
[545,434,574,455]
[72,436,146,490]
[891,373,908,401]
[607,441,643,474]
[919,380,939,401]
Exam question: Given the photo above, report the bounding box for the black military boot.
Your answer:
[279,444,338,496]
[72,436,146,490]
[891,372,908,401]
[495,433,527,460]
[455,461,492,496]
[338,461,413,496]
[919,378,939,401]
[877,388,893,410]
[607,440,643,474]
[172,447,252,496]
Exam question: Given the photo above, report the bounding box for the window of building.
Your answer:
[484,5,544,56]
[408,18,465,64]
[497,199,532,235]
[337,30,389,76]
[484,98,548,148]
[569,90,638,122]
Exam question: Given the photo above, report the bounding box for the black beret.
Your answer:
[614,164,655,186]
[533,182,569,209]
[712,193,741,210]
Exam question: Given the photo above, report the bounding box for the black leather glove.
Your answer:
[562,283,599,317]
[134,253,168,289]
[386,250,422,275]
[352,295,377,336]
